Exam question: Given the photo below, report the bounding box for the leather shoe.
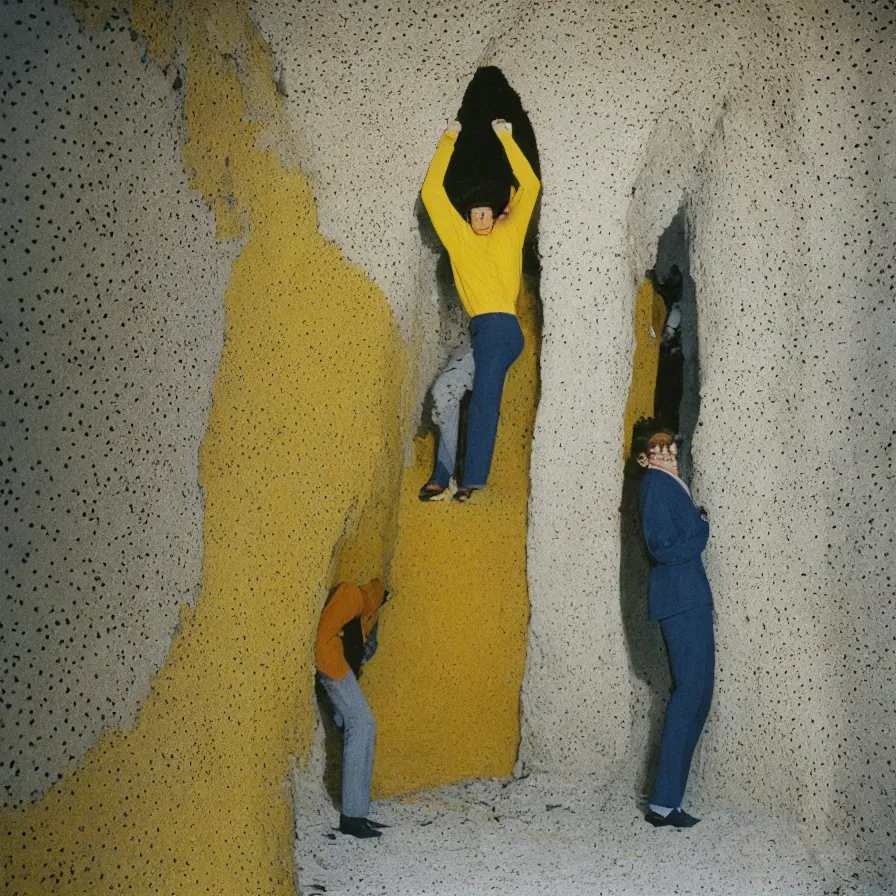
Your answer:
[339,814,382,838]
[645,808,700,828]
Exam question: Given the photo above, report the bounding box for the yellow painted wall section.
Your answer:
[365,283,538,796]
[1,2,403,894]
[622,278,667,458]
[2,2,536,893]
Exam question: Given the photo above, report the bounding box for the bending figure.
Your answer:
[315,579,390,838]
[421,118,540,502]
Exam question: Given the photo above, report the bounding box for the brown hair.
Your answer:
[647,431,676,450]
[630,418,677,462]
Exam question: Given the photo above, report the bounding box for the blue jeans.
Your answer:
[650,604,715,808]
[317,670,376,818]
[463,313,524,488]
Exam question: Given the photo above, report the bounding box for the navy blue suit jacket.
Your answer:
[639,468,713,621]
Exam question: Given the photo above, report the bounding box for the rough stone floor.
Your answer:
[293,772,855,896]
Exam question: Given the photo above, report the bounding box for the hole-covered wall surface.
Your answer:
[3,1,406,893]
[1,0,894,894]
[0,3,236,805]
[687,11,895,881]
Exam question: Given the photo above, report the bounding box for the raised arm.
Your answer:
[493,120,541,238]
[421,124,467,251]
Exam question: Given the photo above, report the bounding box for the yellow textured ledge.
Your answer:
[623,278,667,457]
[366,282,538,795]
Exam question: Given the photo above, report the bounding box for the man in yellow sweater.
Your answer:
[421,118,540,502]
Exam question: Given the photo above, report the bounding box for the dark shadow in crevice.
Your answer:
[445,66,542,282]
[654,207,700,485]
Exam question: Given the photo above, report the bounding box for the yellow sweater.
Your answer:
[421,129,540,318]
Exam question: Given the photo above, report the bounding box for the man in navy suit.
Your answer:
[634,423,714,828]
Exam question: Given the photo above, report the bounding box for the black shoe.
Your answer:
[645,808,700,828]
[339,814,382,838]
[365,818,390,829]
[418,482,449,502]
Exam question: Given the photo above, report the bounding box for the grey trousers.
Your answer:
[318,670,376,818]
[429,342,475,486]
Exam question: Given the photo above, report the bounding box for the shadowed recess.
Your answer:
[444,65,541,275]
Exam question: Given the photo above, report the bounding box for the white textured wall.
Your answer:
[3,0,893,889]
[0,7,235,803]
[688,8,895,886]
[512,1,738,776]
[255,1,894,887]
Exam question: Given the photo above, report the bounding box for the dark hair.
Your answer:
[459,183,507,221]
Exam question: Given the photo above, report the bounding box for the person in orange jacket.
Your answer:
[315,578,389,838]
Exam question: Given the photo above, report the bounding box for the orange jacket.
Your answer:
[314,579,386,680]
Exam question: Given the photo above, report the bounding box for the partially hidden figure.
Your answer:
[420,118,540,502]
[634,423,715,828]
[418,340,475,501]
[315,579,389,838]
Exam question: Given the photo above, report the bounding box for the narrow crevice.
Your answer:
[414,66,543,776]
[652,206,699,484]
[619,201,701,794]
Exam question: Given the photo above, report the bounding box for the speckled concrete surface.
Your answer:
[257,2,895,887]
[293,773,844,896]
[0,4,237,805]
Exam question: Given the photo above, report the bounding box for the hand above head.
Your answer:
[491,118,512,134]
[648,443,679,476]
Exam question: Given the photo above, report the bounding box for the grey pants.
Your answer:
[318,670,376,818]
[429,342,475,486]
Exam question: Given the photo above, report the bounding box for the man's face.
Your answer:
[637,435,679,474]
[469,206,495,236]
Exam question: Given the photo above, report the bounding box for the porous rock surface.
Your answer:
[0,5,236,805]
[1,1,893,891]
[256,1,894,888]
